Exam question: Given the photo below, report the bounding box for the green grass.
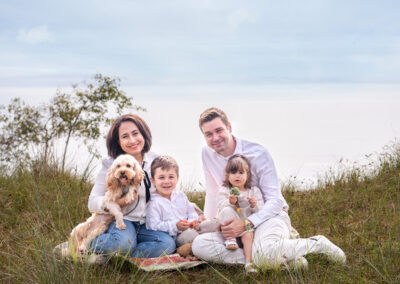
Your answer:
[1,143,400,283]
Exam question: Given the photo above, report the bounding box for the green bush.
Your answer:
[1,143,399,283]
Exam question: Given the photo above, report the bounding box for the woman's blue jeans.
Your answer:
[90,220,176,257]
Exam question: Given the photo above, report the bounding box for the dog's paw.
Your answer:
[125,196,134,205]
[116,222,126,230]
[78,246,87,256]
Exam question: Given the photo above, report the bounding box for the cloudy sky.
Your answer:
[1,1,400,186]
[1,0,399,89]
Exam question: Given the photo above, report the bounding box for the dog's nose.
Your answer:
[120,171,125,176]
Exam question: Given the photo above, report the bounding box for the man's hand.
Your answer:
[247,196,257,208]
[176,220,190,231]
[221,218,245,239]
[229,194,238,205]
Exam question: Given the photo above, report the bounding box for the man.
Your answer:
[192,107,346,269]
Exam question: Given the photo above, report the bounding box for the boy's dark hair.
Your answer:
[222,154,252,189]
[150,155,179,178]
[199,107,230,129]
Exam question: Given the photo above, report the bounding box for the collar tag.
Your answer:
[120,185,130,198]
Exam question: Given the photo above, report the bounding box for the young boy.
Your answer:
[145,155,203,247]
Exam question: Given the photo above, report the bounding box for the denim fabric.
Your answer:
[90,220,176,257]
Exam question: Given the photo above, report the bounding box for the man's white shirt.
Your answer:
[201,136,289,228]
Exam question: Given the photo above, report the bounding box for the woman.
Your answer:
[88,114,176,257]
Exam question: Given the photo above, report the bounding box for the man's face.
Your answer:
[201,117,233,156]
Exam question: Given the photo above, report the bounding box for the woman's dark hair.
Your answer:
[106,114,152,159]
[222,154,252,189]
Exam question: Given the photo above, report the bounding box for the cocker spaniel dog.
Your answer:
[70,154,144,256]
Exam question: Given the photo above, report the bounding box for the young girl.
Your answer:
[217,154,264,273]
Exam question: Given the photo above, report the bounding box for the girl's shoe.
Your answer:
[224,239,239,250]
[245,263,257,274]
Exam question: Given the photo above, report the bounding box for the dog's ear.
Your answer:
[106,164,119,192]
[132,161,145,187]
[132,170,145,187]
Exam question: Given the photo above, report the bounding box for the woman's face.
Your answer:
[118,121,145,160]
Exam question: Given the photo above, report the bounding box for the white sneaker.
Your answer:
[53,241,71,258]
[86,254,108,265]
[287,257,309,270]
[309,235,346,264]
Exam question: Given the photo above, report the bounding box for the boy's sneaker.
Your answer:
[309,235,346,264]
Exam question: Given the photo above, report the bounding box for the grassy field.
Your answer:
[1,143,399,283]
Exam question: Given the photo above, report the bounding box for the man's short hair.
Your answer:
[150,155,179,178]
[199,107,229,129]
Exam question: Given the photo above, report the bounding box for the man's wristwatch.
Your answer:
[243,219,254,232]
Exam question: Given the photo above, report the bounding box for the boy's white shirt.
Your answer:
[145,190,198,238]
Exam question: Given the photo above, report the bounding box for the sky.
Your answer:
[1,1,400,188]
[1,0,400,88]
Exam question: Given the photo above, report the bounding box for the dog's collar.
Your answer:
[120,185,130,198]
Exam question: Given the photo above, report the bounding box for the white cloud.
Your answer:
[227,9,256,29]
[16,25,52,44]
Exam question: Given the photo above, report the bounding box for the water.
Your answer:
[1,83,400,190]
[108,83,400,189]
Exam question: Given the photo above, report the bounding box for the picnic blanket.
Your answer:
[129,254,206,272]
[54,242,205,271]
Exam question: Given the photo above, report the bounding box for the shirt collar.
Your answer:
[142,152,150,169]
[212,135,242,161]
[152,190,177,200]
[233,136,243,155]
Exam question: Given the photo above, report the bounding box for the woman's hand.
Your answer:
[229,194,238,205]
[176,220,190,231]
[247,196,257,208]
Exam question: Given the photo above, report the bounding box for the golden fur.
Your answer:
[70,154,144,256]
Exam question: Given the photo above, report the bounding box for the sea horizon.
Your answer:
[2,82,399,190]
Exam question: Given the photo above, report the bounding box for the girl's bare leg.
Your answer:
[241,231,253,264]
[242,231,257,273]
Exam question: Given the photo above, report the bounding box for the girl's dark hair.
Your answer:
[222,154,252,189]
[106,114,152,159]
